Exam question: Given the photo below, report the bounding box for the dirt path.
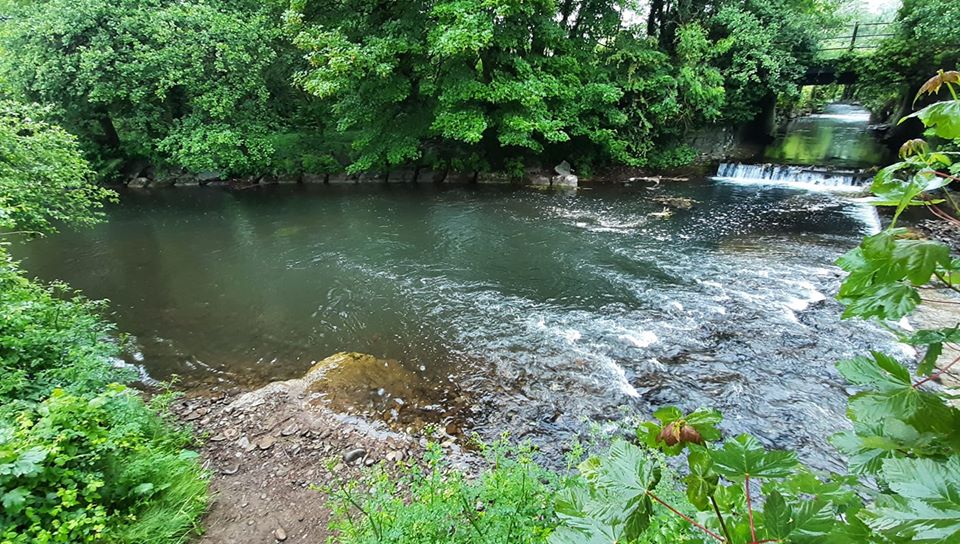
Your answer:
[172,354,437,543]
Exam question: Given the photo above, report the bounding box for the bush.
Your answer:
[326,440,557,544]
[324,439,696,544]
[0,386,207,544]
[0,256,129,412]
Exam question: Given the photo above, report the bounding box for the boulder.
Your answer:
[551,174,578,188]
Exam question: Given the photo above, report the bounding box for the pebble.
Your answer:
[258,436,277,450]
[220,463,240,475]
[274,527,287,541]
[364,456,376,467]
[281,423,300,436]
[343,448,366,464]
[385,450,403,462]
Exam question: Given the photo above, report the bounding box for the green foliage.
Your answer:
[0,0,305,177]
[850,0,960,118]
[627,408,860,544]
[325,440,557,544]
[0,0,842,177]
[0,255,128,412]
[552,441,698,544]
[0,99,208,543]
[826,74,960,543]
[0,101,115,234]
[0,386,207,544]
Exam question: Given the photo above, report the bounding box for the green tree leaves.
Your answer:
[907,100,960,140]
[709,434,798,480]
[837,230,951,320]
[867,456,960,543]
[0,101,115,234]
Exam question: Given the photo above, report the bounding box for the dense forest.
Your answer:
[3,0,960,543]
[0,0,952,182]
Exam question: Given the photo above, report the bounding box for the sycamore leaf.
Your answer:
[709,434,797,480]
[761,489,795,540]
[1,487,29,512]
[837,353,911,392]
[552,441,660,544]
[840,283,920,320]
[905,100,960,140]
[892,239,951,285]
[867,456,960,543]
[683,446,718,511]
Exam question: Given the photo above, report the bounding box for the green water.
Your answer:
[764,103,890,168]
[15,180,897,468]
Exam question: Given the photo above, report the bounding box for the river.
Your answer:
[15,103,900,471]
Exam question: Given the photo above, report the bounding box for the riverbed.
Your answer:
[16,175,900,471]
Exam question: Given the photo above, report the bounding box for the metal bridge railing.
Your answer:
[818,21,896,52]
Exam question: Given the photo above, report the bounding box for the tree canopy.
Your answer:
[0,0,840,177]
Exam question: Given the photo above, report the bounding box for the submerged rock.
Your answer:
[230,352,469,436]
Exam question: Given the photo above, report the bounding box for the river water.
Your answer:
[15,104,900,471]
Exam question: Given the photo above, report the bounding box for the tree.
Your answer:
[0,0,303,177]
[0,100,114,234]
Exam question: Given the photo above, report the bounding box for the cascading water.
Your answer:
[714,102,887,191]
[715,162,867,191]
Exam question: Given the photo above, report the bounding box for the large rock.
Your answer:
[551,174,578,188]
[231,352,468,435]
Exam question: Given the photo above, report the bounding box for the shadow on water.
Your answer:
[764,103,891,169]
[14,177,900,471]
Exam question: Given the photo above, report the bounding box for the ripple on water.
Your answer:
[12,180,898,470]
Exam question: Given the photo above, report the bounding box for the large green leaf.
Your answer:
[683,446,718,511]
[840,283,920,320]
[837,353,911,392]
[891,239,951,285]
[552,441,661,544]
[709,434,798,480]
[761,489,794,540]
[907,100,960,140]
[868,456,960,543]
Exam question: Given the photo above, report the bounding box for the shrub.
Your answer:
[326,440,557,544]
[0,256,129,413]
[325,439,697,544]
[0,386,207,544]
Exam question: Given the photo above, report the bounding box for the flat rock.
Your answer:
[343,448,366,464]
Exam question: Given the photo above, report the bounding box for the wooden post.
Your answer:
[848,22,859,52]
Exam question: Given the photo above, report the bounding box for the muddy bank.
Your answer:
[173,353,473,544]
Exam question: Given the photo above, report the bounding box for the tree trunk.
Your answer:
[98,111,121,150]
[647,0,663,38]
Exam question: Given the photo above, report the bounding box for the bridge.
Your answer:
[801,21,895,86]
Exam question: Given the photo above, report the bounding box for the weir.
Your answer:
[714,162,868,191]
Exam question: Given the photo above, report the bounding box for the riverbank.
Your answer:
[173,353,474,543]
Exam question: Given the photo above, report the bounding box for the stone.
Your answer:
[385,450,404,462]
[551,174,578,188]
[221,463,240,475]
[127,177,150,188]
[274,527,287,541]
[258,436,277,450]
[280,423,300,436]
[343,448,366,464]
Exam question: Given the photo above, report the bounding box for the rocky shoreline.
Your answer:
[172,353,471,543]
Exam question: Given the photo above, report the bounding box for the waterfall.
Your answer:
[715,162,869,191]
